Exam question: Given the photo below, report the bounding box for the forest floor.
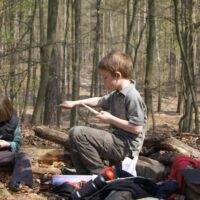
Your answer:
[0,95,200,200]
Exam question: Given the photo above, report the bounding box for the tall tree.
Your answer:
[173,0,199,133]
[21,0,37,123]
[8,0,15,102]
[43,0,59,125]
[144,0,156,126]
[32,0,47,125]
[70,0,82,126]
[125,0,139,56]
[32,0,59,125]
[57,0,71,127]
[90,0,102,97]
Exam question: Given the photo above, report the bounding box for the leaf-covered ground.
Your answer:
[0,96,199,199]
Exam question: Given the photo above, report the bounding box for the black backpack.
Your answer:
[76,177,157,200]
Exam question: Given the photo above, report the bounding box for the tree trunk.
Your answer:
[70,0,82,126]
[177,91,183,114]
[8,1,15,102]
[144,134,200,159]
[125,0,139,56]
[91,0,102,97]
[34,126,200,160]
[43,47,60,125]
[132,23,146,78]
[173,0,199,133]
[34,126,70,148]
[58,0,71,127]
[43,0,59,125]
[21,0,37,123]
[32,0,48,125]
[20,147,69,164]
[155,19,162,112]
[144,0,156,124]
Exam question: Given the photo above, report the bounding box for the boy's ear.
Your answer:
[115,71,122,79]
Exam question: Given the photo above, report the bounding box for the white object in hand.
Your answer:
[81,103,99,115]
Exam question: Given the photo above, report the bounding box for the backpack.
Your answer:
[76,177,155,200]
[49,169,179,200]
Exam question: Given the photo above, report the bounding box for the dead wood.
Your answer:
[144,134,200,159]
[20,147,71,164]
[32,166,61,177]
[148,151,178,165]
[33,126,70,149]
[34,126,200,160]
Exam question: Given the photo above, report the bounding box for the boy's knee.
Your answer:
[69,126,86,142]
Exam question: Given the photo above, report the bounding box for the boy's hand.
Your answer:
[0,140,10,149]
[96,111,112,123]
[59,101,76,109]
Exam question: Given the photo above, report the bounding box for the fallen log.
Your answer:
[34,126,200,160]
[20,147,71,164]
[34,126,70,149]
[32,165,61,177]
[144,134,200,160]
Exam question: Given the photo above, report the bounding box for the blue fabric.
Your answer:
[156,180,179,199]
[0,115,19,141]
[115,168,133,178]
[182,168,200,184]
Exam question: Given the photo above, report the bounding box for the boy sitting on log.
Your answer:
[60,50,147,175]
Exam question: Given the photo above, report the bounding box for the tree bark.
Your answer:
[70,0,82,126]
[33,126,70,149]
[43,0,59,125]
[21,0,37,123]
[90,0,102,97]
[125,0,139,56]
[20,146,70,164]
[34,126,200,160]
[144,0,156,125]
[31,0,48,125]
[144,134,200,159]
[173,0,199,133]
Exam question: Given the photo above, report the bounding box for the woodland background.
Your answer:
[0,0,200,199]
[0,0,200,133]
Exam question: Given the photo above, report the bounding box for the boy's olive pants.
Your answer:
[68,126,131,175]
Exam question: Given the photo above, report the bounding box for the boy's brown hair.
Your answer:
[98,50,133,79]
[0,95,14,123]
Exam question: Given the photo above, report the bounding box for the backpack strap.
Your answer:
[52,181,81,197]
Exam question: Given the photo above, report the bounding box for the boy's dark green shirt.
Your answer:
[99,80,147,156]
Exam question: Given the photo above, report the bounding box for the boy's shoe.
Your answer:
[61,167,76,175]
[9,182,21,192]
[9,182,33,192]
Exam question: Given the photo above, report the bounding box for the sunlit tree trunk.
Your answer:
[32,0,47,124]
[144,0,156,128]
[57,0,71,127]
[70,0,82,126]
[125,0,139,57]
[32,0,59,125]
[43,0,59,125]
[155,19,162,112]
[173,0,199,133]
[21,0,37,123]
[8,0,15,102]
[90,0,102,97]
